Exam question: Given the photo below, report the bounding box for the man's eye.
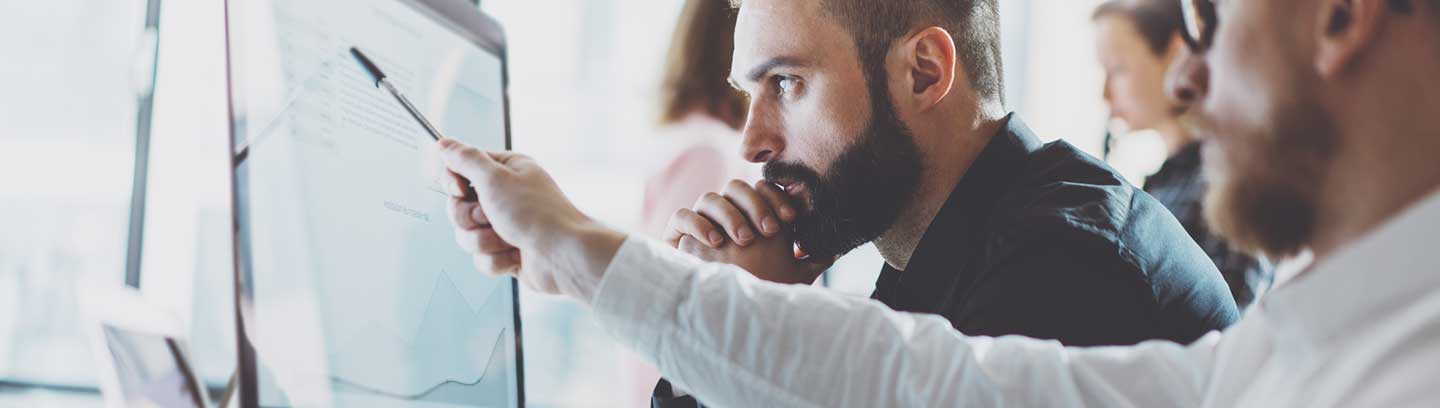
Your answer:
[775,76,799,96]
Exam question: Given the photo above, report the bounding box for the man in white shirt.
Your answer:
[432,0,1440,405]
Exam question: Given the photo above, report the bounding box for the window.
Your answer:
[0,0,147,392]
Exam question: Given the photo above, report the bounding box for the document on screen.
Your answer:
[229,0,518,406]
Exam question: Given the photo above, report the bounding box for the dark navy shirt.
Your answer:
[868,115,1238,346]
[1143,142,1274,312]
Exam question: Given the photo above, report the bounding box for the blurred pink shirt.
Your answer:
[639,113,760,237]
[624,112,757,405]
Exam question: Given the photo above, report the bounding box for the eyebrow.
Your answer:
[730,56,807,90]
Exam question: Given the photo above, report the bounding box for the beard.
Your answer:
[762,89,923,260]
[1194,83,1337,259]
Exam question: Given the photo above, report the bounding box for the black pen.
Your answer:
[352,46,481,202]
[350,47,444,141]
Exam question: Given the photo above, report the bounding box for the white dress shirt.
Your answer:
[590,191,1440,407]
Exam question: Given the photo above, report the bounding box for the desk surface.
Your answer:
[0,385,103,408]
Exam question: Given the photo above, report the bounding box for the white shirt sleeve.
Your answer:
[591,237,1223,407]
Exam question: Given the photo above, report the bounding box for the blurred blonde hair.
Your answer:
[659,0,748,130]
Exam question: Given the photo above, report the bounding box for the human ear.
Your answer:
[1315,0,1387,78]
[902,26,958,111]
[1163,32,1188,63]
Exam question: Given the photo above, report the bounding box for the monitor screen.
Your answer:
[224,0,520,406]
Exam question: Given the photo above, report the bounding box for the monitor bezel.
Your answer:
[221,0,522,406]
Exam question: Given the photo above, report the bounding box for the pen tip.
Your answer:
[349,46,385,88]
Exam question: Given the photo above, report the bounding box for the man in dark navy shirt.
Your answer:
[672,114,1238,345]
[648,0,1237,406]
[656,116,1238,407]
[865,116,1236,346]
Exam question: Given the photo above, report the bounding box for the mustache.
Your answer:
[1176,110,1212,139]
[762,161,823,190]
[1169,103,1189,117]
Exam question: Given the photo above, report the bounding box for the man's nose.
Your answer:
[739,112,784,163]
[1165,46,1210,110]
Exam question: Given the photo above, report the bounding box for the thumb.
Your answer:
[437,138,503,190]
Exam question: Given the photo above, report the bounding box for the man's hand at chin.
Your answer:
[665,180,834,285]
[677,233,831,285]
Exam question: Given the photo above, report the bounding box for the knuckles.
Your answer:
[723,179,751,195]
[696,192,724,208]
[677,235,720,259]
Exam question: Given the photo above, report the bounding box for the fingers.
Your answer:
[753,180,798,223]
[667,180,796,248]
[692,192,757,246]
[449,197,491,230]
[665,208,726,248]
[444,170,476,201]
[437,138,502,194]
[437,138,539,202]
[722,180,781,238]
[455,224,514,254]
[677,235,718,258]
[472,249,521,277]
[451,196,513,254]
[437,138,531,231]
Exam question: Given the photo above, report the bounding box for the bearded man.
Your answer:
[434,0,1440,405]
[650,1,1238,404]
[665,0,1238,345]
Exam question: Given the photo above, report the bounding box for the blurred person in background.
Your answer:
[639,0,755,237]
[1093,0,1273,311]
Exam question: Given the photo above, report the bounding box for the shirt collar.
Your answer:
[1155,142,1203,176]
[1260,188,1440,344]
[873,113,1043,313]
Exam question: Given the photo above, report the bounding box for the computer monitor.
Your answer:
[82,284,212,408]
[222,0,522,406]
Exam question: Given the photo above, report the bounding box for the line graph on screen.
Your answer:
[326,270,511,406]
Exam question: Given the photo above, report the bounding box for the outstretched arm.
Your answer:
[436,139,1220,407]
[591,237,1220,407]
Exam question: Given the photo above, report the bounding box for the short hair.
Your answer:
[731,0,1005,103]
[1393,0,1440,23]
[1434,0,1440,26]
[660,0,748,130]
[1092,0,1185,56]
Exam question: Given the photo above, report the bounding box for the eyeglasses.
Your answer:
[1179,0,1218,51]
